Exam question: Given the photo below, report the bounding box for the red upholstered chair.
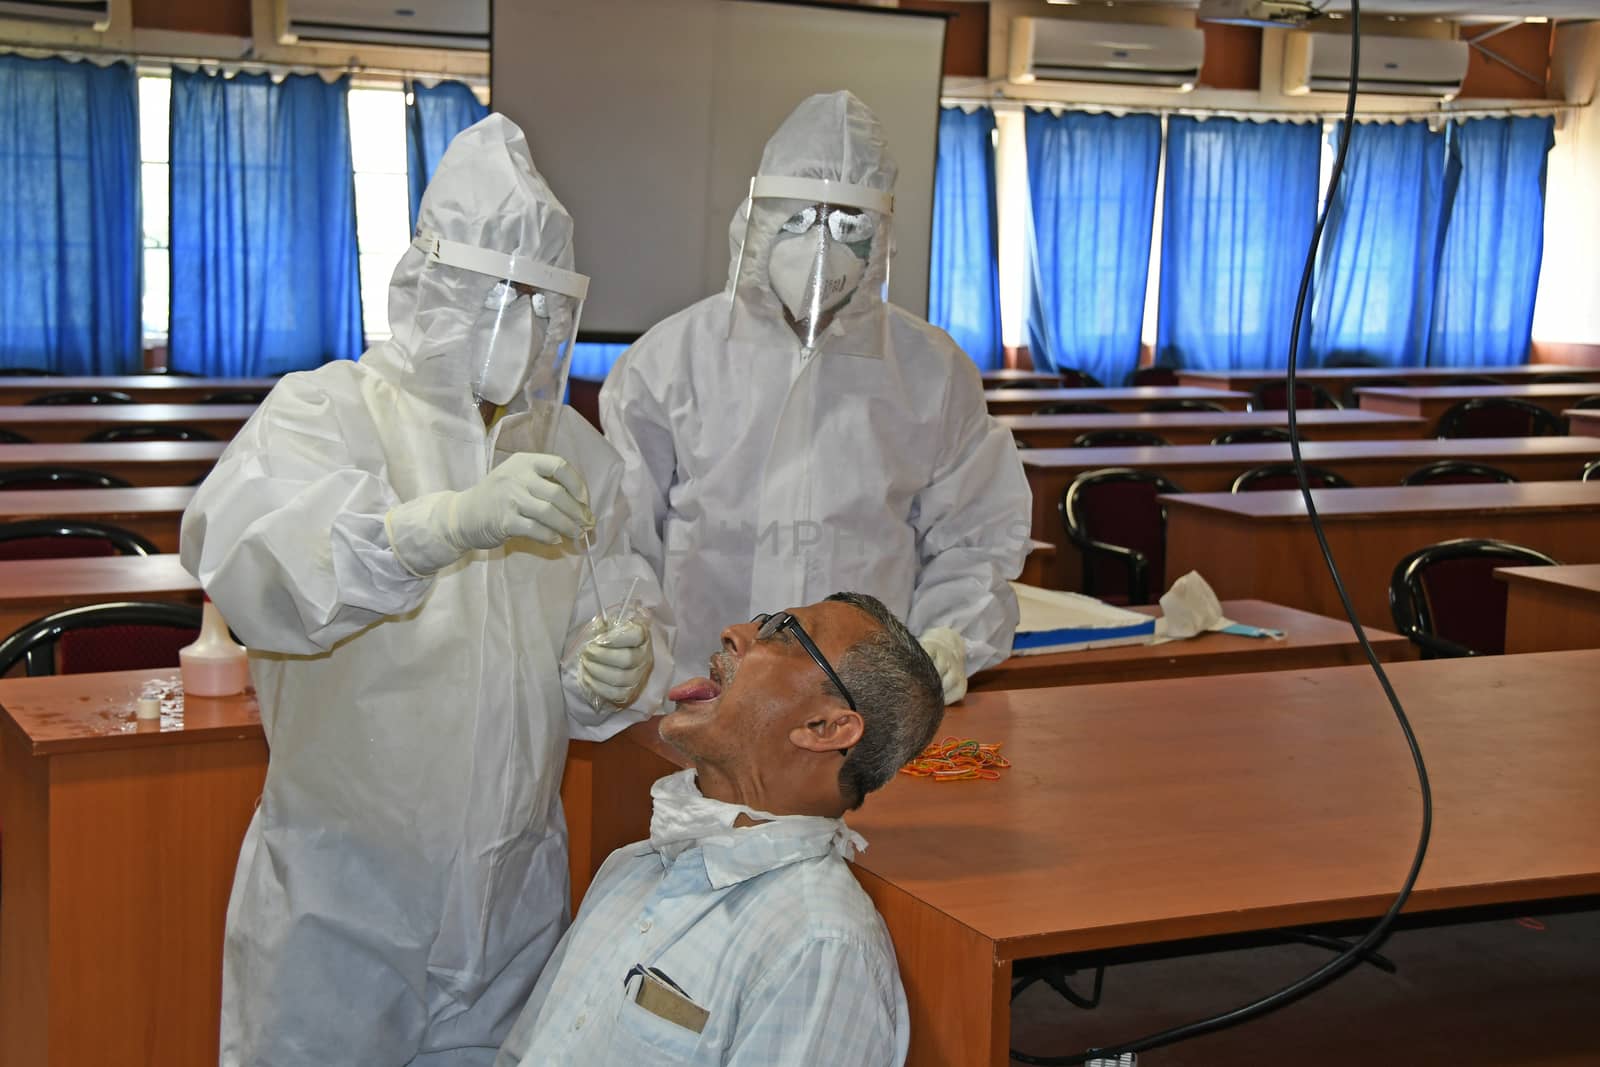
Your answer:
[0,520,158,561]
[85,425,217,442]
[1435,398,1562,438]
[1230,464,1352,492]
[1212,426,1293,445]
[1038,402,1114,415]
[1389,539,1559,658]
[1072,430,1170,448]
[1401,461,1518,486]
[24,390,135,406]
[1144,399,1227,413]
[0,602,202,677]
[1061,468,1183,605]
[1131,367,1179,387]
[1052,367,1103,388]
[200,390,270,404]
[1570,394,1600,410]
[0,467,131,491]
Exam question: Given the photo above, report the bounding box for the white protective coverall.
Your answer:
[181,114,672,1066]
[600,91,1030,685]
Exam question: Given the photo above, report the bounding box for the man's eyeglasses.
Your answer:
[750,612,857,712]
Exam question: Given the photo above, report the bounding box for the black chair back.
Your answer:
[0,601,203,677]
[1212,427,1292,445]
[1230,464,1352,493]
[1037,402,1113,416]
[0,429,31,444]
[0,467,132,491]
[1130,367,1179,387]
[0,520,158,561]
[1252,381,1342,412]
[85,425,217,443]
[1072,430,1170,448]
[1400,461,1518,487]
[1144,400,1227,413]
[1389,539,1559,658]
[1435,398,1562,439]
[25,390,136,406]
[1060,469,1183,606]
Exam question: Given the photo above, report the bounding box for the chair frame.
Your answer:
[85,425,217,443]
[1250,381,1343,412]
[1060,468,1183,606]
[1582,458,1600,483]
[23,389,136,406]
[0,519,159,557]
[1229,464,1352,493]
[1400,461,1518,487]
[0,466,133,491]
[1435,398,1563,439]
[1072,430,1170,448]
[1144,399,1228,413]
[1037,402,1113,416]
[0,601,203,677]
[1211,427,1293,445]
[1388,538,1559,659]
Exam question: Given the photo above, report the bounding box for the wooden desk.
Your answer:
[1018,539,1054,587]
[0,404,255,444]
[0,669,267,1067]
[979,369,1062,388]
[1163,482,1600,627]
[570,651,1600,1066]
[0,441,226,486]
[1022,438,1600,589]
[0,487,194,553]
[1567,409,1600,437]
[1498,564,1600,653]
[985,387,1248,416]
[0,554,201,642]
[1001,409,1425,448]
[1178,364,1600,395]
[0,376,274,406]
[1358,384,1600,433]
[969,599,1410,692]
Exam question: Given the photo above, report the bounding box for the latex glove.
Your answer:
[919,627,968,705]
[579,619,653,709]
[387,453,593,575]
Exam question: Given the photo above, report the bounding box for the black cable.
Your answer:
[1011,1,1433,1061]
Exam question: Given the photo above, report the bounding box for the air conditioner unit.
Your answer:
[1283,32,1469,99]
[1010,17,1205,91]
[280,0,487,52]
[0,0,109,29]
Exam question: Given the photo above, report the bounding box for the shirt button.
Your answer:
[638,918,652,932]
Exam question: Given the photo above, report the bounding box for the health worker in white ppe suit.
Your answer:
[600,90,1029,705]
[180,113,672,1066]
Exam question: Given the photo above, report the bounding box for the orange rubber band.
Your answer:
[899,735,1011,782]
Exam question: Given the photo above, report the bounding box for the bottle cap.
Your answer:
[136,696,161,721]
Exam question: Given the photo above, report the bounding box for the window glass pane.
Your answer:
[138,74,170,164]
[354,171,411,253]
[142,162,168,248]
[142,247,169,338]
[360,253,395,339]
[348,87,407,174]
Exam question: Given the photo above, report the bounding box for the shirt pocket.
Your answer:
[603,995,719,1066]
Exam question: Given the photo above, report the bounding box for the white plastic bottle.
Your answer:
[180,597,251,697]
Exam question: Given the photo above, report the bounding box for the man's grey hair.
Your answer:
[823,592,944,810]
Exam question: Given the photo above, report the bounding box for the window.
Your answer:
[137,73,170,343]
[348,85,411,342]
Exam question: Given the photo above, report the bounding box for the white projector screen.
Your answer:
[491,0,946,339]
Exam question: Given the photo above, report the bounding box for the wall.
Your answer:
[1533,23,1600,351]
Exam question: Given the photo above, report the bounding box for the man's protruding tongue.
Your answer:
[669,677,722,704]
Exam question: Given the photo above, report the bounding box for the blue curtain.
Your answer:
[168,70,362,377]
[1157,117,1322,372]
[0,56,140,374]
[1427,116,1554,368]
[929,107,1002,370]
[407,80,488,232]
[1312,122,1451,368]
[569,342,628,382]
[1025,110,1160,386]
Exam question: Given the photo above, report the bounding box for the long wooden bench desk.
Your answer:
[1358,384,1600,433]
[0,487,195,552]
[1001,409,1424,448]
[0,376,274,405]
[1163,482,1600,628]
[969,599,1410,692]
[979,369,1063,388]
[574,651,1600,1066]
[985,387,1248,416]
[0,554,201,645]
[1022,438,1600,590]
[1498,563,1600,653]
[1568,409,1600,437]
[0,442,226,486]
[1178,364,1599,394]
[0,404,255,444]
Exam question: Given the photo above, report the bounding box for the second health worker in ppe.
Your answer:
[181,113,671,1065]
[601,91,1029,704]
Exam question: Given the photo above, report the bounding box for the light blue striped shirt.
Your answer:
[496,771,908,1066]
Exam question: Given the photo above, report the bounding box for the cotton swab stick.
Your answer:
[581,529,607,627]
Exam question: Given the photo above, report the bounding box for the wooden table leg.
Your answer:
[852,867,1011,1066]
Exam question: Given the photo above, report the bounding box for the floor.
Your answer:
[1009,906,1600,1066]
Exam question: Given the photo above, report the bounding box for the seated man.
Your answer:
[496,592,944,1066]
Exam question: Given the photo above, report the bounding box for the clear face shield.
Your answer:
[412,232,589,450]
[729,176,892,357]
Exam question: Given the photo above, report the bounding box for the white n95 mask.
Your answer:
[767,237,865,326]
[470,283,549,408]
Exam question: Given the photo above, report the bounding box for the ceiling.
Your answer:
[1078,0,1598,19]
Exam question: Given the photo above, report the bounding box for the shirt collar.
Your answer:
[648,769,867,889]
